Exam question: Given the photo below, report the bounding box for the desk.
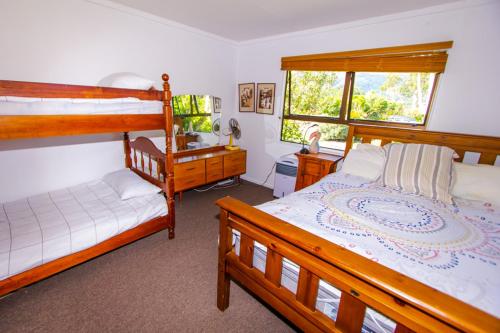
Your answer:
[174,146,246,197]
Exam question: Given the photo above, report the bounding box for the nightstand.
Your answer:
[295,152,343,191]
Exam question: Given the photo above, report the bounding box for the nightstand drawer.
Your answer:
[206,156,223,182]
[174,160,206,191]
[303,160,321,177]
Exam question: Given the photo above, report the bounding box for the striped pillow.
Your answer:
[381,143,456,203]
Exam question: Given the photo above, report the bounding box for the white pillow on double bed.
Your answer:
[451,162,500,206]
[98,73,155,90]
[341,144,386,181]
[103,169,161,200]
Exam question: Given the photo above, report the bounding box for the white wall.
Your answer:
[0,0,237,202]
[233,0,500,187]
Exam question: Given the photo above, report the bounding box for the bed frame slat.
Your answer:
[140,151,145,172]
[478,152,498,165]
[296,267,319,310]
[264,248,283,287]
[133,149,138,168]
[336,292,367,332]
[454,149,465,162]
[239,234,254,268]
[361,136,373,144]
[380,139,391,146]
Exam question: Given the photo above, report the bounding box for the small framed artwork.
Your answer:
[256,83,276,115]
[239,83,255,112]
[213,97,222,113]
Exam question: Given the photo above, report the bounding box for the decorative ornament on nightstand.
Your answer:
[299,123,319,154]
[309,130,321,154]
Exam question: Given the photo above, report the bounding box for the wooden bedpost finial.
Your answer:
[162,73,169,82]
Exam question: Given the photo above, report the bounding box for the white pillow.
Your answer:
[341,144,385,181]
[451,162,500,206]
[103,169,161,200]
[98,73,155,90]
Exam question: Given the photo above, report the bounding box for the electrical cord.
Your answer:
[261,162,276,186]
[260,152,296,186]
[193,178,240,192]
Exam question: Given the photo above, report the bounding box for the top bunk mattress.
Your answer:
[0,178,167,280]
[0,96,162,115]
[255,172,500,318]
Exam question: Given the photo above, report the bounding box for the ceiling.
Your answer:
[109,0,460,41]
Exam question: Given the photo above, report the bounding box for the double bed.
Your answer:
[217,125,500,332]
[0,75,176,296]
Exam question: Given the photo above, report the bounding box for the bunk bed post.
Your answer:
[162,73,175,239]
[123,132,132,168]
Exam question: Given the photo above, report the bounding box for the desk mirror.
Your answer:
[172,94,221,151]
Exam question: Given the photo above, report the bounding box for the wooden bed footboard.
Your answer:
[216,196,499,333]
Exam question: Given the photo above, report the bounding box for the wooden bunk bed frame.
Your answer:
[0,74,175,297]
[216,125,500,333]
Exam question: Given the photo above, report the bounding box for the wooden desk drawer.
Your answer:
[224,151,246,178]
[174,160,206,191]
[206,156,223,182]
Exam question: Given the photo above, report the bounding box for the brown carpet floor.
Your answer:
[0,181,296,332]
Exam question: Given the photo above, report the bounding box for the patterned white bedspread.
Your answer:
[0,180,167,280]
[256,172,500,318]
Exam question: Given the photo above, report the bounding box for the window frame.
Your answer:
[281,70,441,146]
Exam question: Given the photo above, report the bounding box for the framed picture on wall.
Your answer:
[256,83,275,115]
[239,83,255,112]
[213,97,222,113]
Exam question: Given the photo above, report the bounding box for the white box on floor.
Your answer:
[273,155,298,198]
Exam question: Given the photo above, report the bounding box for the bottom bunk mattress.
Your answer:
[0,179,167,280]
[234,171,499,329]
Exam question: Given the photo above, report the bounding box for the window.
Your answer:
[350,72,436,125]
[280,41,452,149]
[172,94,213,133]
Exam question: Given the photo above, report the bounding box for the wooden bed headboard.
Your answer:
[345,124,500,165]
[124,135,166,192]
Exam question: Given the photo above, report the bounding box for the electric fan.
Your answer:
[223,118,241,150]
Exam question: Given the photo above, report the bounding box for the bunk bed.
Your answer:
[216,125,500,333]
[0,74,175,297]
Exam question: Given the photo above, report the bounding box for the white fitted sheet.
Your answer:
[0,96,162,115]
[0,179,167,280]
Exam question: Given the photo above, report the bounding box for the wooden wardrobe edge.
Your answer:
[0,215,170,297]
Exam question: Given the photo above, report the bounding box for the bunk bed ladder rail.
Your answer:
[217,201,460,333]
